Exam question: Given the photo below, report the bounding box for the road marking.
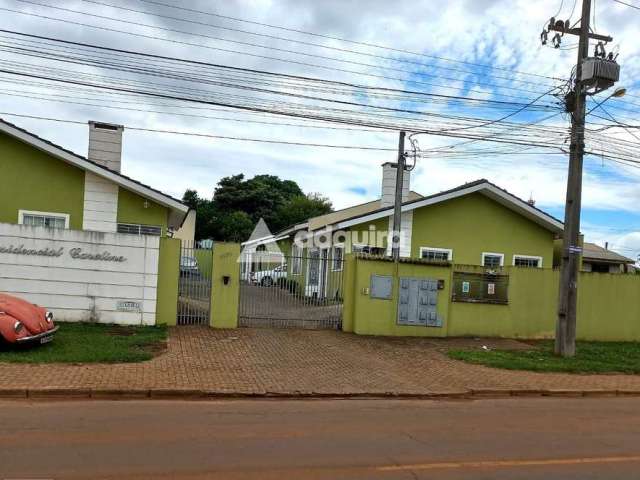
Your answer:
[377,455,640,471]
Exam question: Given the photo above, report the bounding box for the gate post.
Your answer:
[341,253,357,332]
[156,237,181,326]
[210,242,241,329]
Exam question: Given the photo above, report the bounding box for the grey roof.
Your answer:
[582,242,635,264]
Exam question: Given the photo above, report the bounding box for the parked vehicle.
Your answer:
[0,293,58,345]
[180,256,200,276]
[250,264,288,286]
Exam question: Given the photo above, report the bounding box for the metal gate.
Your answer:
[177,241,212,325]
[239,252,344,329]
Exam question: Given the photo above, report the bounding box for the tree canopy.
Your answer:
[182,174,333,241]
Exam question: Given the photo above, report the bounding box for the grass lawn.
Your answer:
[0,323,167,364]
[449,340,640,374]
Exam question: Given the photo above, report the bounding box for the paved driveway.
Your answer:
[3,327,640,394]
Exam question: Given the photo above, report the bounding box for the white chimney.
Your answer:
[380,162,410,208]
[88,121,124,172]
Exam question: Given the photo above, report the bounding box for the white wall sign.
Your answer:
[0,223,159,326]
[0,244,127,262]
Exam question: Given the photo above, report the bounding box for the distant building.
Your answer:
[582,242,635,273]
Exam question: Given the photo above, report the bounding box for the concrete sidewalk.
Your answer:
[2,327,640,399]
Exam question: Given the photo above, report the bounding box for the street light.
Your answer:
[586,86,626,115]
[612,87,627,98]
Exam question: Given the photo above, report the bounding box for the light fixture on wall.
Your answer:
[143,200,149,209]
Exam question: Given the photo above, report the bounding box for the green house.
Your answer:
[0,118,190,325]
[243,163,565,300]
[0,119,189,235]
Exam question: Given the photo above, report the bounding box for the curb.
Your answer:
[0,387,638,401]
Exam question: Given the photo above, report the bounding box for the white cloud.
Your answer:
[0,0,638,234]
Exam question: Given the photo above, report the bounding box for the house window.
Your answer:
[19,210,69,229]
[352,244,386,256]
[291,244,303,275]
[419,247,452,262]
[482,252,504,268]
[117,223,162,236]
[513,255,542,268]
[332,246,344,271]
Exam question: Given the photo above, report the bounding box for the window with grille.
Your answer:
[332,246,344,271]
[513,255,542,268]
[420,247,452,262]
[291,244,303,275]
[19,211,68,229]
[482,253,504,268]
[117,223,162,236]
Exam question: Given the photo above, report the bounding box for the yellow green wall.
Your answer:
[410,193,555,267]
[0,132,85,229]
[117,187,169,234]
[344,256,640,341]
[343,255,452,337]
[210,243,241,329]
[156,237,181,326]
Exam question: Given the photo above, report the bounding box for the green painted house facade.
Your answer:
[243,167,564,301]
[0,118,189,326]
[0,119,188,235]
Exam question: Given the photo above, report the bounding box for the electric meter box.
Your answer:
[580,58,620,90]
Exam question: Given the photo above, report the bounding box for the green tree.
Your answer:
[276,193,333,229]
[183,174,331,241]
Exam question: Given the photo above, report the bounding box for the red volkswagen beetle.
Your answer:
[0,293,59,345]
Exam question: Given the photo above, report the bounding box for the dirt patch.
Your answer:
[106,327,136,337]
[139,341,168,358]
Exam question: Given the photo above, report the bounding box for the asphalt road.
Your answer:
[2,397,640,479]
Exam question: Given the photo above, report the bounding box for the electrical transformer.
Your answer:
[580,58,620,91]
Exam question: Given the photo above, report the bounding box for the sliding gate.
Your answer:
[239,251,344,329]
[177,241,212,326]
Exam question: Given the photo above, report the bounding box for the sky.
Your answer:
[0,0,639,260]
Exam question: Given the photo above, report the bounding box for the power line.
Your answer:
[0,30,557,111]
[132,0,566,82]
[0,112,398,151]
[8,1,560,98]
[73,0,558,90]
[611,0,640,10]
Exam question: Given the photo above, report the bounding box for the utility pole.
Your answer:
[391,131,406,261]
[544,0,616,357]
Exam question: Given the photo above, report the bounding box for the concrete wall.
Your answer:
[343,255,640,341]
[0,222,160,325]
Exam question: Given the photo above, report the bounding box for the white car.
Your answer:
[250,265,288,286]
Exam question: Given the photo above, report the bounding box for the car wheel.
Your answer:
[261,276,273,287]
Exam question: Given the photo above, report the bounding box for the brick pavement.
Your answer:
[2,327,640,395]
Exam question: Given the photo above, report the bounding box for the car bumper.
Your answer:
[16,326,59,344]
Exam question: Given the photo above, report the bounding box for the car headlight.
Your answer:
[13,321,24,334]
[45,311,54,323]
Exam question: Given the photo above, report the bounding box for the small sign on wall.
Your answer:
[487,283,495,295]
[117,301,141,312]
[462,281,470,293]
